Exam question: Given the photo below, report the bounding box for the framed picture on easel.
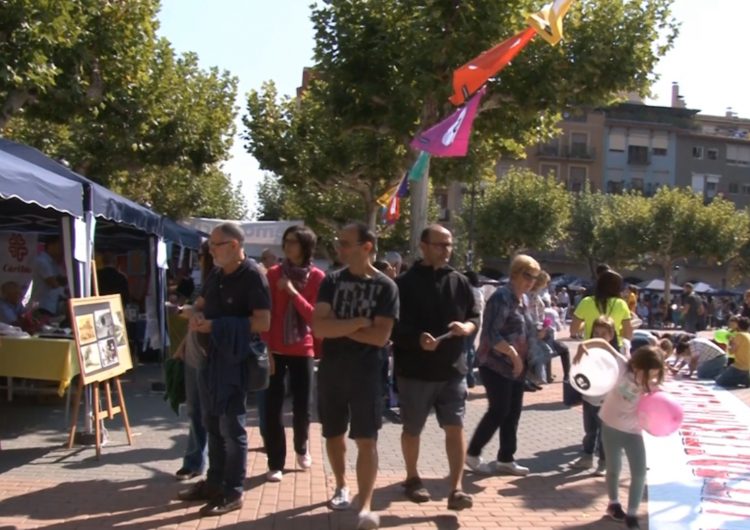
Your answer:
[70,295,133,385]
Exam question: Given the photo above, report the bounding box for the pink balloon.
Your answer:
[637,391,684,437]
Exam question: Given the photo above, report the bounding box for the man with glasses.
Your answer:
[313,222,399,530]
[391,225,479,511]
[177,222,271,517]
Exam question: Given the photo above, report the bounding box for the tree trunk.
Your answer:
[410,100,438,260]
[663,259,673,308]
[409,164,430,258]
[365,201,378,232]
[0,90,31,130]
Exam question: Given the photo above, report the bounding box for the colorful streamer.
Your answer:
[527,0,575,46]
[449,28,536,106]
[407,151,431,182]
[411,87,486,157]
[384,194,400,224]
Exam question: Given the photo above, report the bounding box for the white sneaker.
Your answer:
[297,451,312,469]
[328,486,351,511]
[490,460,530,476]
[356,510,380,530]
[465,454,492,474]
[266,469,282,482]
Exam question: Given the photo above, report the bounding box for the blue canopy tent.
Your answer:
[0,149,84,220]
[0,148,85,301]
[0,140,174,363]
[162,217,204,251]
[0,139,161,236]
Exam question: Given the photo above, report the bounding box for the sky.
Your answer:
[157,0,750,218]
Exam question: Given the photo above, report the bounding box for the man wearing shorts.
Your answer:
[392,225,479,511]
[312,222,398,530]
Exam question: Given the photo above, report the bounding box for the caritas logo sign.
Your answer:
[0,232,37,289]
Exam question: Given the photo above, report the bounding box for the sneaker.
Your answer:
[266,469,282,482]
[177,480,221,502]
[296,451,312,469]
[403,477,430,503]
[593,460,607,476]
[447,489,473,511]
[605,502,626,521]
[570,454,594,470]
[465,454,492,474]
[175,467,201,481]
[328,486,351,511]
[490,460,530,476]
[199,495,243,517]
[356,510,380,530]
[625,515,641,529]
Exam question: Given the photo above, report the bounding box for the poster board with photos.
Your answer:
[70,295,132,385]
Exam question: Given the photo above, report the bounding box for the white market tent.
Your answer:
[183,218,303,259]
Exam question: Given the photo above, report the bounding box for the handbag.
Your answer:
[246,336,270,392]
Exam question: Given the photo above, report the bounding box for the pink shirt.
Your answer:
[598,358,644,435]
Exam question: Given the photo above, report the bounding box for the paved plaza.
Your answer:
[1,336,749,530]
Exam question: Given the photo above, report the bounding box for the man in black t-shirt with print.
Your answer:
[313,222,399,530]
[177,223,271,517]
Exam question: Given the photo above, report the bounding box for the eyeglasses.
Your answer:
[208,240,232,248]
[334,239,362,249]
[425,241,453,249]
[522,271,540,281]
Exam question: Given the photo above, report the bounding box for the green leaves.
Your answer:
[1,1,240,219]
[245,0,679,236]
[472,167,571,259]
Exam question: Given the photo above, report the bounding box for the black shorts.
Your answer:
[317,353,382,440]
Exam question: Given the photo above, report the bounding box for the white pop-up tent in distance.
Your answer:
[183,218,303,260]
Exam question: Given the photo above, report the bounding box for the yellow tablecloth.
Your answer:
[0,337,80,396]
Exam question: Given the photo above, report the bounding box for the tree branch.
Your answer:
[0,89,32,130]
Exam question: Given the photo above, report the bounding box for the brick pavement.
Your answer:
[0,336,747,529]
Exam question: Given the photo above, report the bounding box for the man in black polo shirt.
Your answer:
[177,222,271,516]
[313,222,398,530]
[392,225,479,511]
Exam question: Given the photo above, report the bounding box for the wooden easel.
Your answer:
[67,261,134,458]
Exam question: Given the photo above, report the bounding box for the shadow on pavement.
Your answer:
[564,517,624,529]
[517,443,581,473]
[523,401,576,412]
[496,470,605,511]
[0,446,54,474]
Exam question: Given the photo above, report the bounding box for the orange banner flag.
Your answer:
[449,27,536,106]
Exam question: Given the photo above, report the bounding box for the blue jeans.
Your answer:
[715,365,750,388]
[205,391,247,499]
[582,400,604,461]
[602,424,646,516]
[182,363,208,473]
[697,354,727,380]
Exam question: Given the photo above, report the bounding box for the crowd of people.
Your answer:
[158,220,750,530]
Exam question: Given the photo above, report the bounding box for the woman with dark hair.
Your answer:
[262,225,325,482]
[570,270,633,347]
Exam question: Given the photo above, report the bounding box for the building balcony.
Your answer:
[627,154,651,165]
[536,145,596,160]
